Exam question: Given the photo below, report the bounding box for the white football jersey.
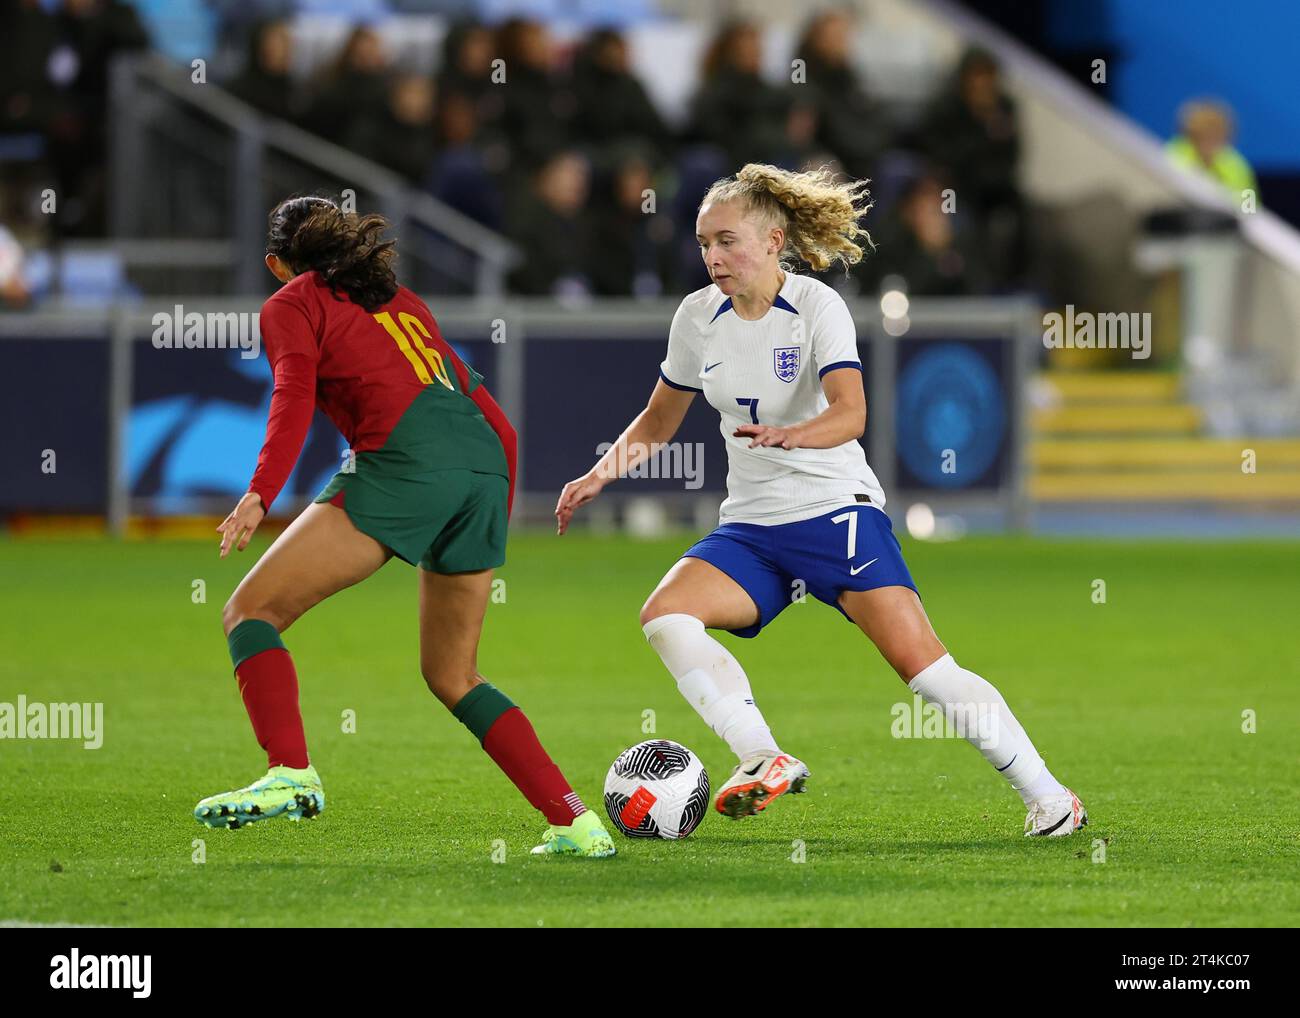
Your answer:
[659,272,886,526]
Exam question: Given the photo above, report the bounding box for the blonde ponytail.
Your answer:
[702,163,873,273]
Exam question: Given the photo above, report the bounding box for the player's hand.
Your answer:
[217,492,266,558]
[734,424,801,450]
[555,472,606,536]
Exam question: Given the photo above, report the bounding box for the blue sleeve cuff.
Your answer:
[818,360,863,379]
[659,368,703,393]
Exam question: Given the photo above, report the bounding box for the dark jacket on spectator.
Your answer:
[571,58,670,158]
[0,0,60,133]
[347,108,436,184]
[859,217,991,297]
[228,66,305,125]
[308,71,389,146]
[53,0,150,106]
[801,54,889,179]
[505,191,592,295]
[919,91,1021,215]
[687,67,791,168]
[498,65,575,171]
[588,200,672,297]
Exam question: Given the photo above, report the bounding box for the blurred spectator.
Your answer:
[436,20,498,113]
[588,147,672,297]
[495,18,575,171]
[669,145,728,292]
[426,89,503,230]
[793,10,889,182]
[859,171,989,297]
[1166,99,1257,199]
[506,150,593,297]
[687,21,791,168]
[205,0,295,73]
[571,29,670,162]
[348,74,437,183]
[45,0,150,235]
[780,94,826,171]
[0,0,60,139]
[306,25,390,146]
[226,19,309,126]
[0,224,32,307]
[918,47,1025,287]
[435,20,510,174]
[52,0,151,98]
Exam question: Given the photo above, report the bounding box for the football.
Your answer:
[603,740,711,839]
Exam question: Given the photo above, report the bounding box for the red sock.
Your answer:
[237,648,309,770]
[482,708,585,826]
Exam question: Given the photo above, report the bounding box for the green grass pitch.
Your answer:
[1,531,1297,927]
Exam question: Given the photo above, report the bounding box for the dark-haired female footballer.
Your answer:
[196,196,614,858]
[557,165,1087,838]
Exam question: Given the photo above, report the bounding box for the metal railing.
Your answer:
[108,53,521,296]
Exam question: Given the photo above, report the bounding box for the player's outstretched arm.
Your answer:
[555,380,694,535]
[734,366,866,451]
[219,351,317,557]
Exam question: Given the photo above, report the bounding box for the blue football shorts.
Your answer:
[681,504,919,638]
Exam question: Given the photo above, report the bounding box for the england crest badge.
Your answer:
[773,346,800,383]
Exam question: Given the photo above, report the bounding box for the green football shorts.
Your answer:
[316,462,508,573]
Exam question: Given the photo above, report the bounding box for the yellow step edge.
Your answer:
[1030,439,1300,469]
[1032,405,1202,433]
[1039,372,1182,402]
[1030,472,1300,500]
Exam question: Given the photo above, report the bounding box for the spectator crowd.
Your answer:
[2,3,1036,300]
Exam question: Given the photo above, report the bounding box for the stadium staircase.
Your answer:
[1029,370,1300,502]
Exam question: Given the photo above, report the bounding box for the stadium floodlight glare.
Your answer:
[880,288,910,320]
[906,502,937,539]
[883,313,911,336]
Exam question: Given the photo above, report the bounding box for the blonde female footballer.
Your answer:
[555,165,1086,837]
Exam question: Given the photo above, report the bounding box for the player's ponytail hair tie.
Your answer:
[265,194,399,312]
[703,164,873,273]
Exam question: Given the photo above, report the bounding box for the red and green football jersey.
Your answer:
[248,272,512,511]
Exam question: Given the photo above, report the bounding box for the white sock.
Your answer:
[907,653,1067,807]
[642,613,779,762]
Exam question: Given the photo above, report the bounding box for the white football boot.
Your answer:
[1024,788,1087,837]
[714,752,810,819]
